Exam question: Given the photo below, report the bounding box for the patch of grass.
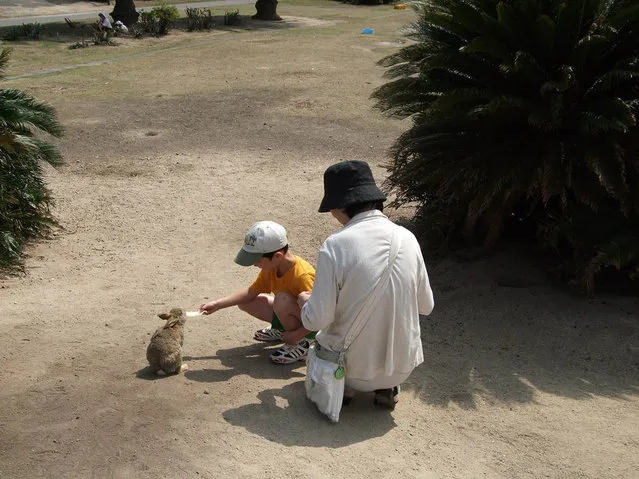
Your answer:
[336,0,397,4]
[0,2,410,79]
[68,40,91,50]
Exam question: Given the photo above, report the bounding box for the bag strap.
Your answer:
[341,226,401,352]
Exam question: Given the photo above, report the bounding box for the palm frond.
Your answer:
[374,0,639,291]
[0,48,12,79]
[0,53,64,272]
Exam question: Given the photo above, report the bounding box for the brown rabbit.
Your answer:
[146,308,188,376]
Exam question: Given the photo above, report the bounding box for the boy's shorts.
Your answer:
[272,313,316,340]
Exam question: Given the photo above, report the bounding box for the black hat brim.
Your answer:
[318,185,386,213]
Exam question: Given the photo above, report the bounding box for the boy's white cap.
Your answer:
[234,221,288,266]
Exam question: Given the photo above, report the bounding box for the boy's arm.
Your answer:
[283,271,315,342]
[281,290,312,344]
[199,288,258,315]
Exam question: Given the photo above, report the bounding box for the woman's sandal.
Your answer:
[373,386,400,410]
[342,389,355,406]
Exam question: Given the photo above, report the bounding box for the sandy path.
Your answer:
[0,3,638,478]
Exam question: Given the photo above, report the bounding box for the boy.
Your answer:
[199,221,316,364]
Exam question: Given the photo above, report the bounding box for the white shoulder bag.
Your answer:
[305,227,401,422]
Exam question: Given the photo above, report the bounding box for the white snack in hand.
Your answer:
[186,311,203,317]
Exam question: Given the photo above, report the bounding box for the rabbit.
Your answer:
[146,308,188,376]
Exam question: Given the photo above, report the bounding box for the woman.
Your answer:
[298,160,434,409]
[97,13,112,31]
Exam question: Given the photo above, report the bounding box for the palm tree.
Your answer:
[372,0,639,291]
[0,48,64,270]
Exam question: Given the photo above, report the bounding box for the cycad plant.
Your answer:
[0,48,64,271]
[372,0,639,292]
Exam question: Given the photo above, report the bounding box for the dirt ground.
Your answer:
[0,1,638,478]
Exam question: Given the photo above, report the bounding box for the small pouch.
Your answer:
[305,343,345,423]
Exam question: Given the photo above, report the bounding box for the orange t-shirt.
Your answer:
[249,256,315,296]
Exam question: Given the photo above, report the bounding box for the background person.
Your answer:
[97,12,112,31]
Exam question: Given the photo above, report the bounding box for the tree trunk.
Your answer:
[111,0,139,27]
[253,0,281,21]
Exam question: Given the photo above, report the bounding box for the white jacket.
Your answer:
[301,210,434,380]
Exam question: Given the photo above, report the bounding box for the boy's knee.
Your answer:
[273,292,298,314]
[273,292,295,305]
[237,302,249,313]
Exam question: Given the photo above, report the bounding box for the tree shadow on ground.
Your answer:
[0,14,328,46]
[404,251,639,409]
[183,342,306,382]
[10,0,108,6]
[1,0,110,11]
[173,16,329,33]
[222,381,397,447]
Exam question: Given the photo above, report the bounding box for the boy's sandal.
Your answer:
[254,327,283,342]
[373,386,400,410]
[270,339,310,364]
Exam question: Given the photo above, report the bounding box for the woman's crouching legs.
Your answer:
[344,372,411,409]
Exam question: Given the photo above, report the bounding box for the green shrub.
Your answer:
[186,7,213,31]
[224,9,241,26]
[137,3,179,35]
[2,23,43,41]
[137,10,157,35]
[154,3,180,35]
[92,28,114,45]
[372,0,639,292]
[21,22,43,40]
[0,49,64,272]
[131,24,144,39]
[2,27,21,42]
[537,200,639,291]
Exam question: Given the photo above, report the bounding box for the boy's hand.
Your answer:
[199,301,220,315]
[297,291,311,309]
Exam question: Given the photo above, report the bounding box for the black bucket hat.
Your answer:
[318,160,387,213]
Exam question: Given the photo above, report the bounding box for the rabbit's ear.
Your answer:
[164,317,181,329]
[158,313,171,320]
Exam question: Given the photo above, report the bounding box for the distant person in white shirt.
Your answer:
[298,160,434,410]
[97,13,112,31]
[114,20,129,34]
